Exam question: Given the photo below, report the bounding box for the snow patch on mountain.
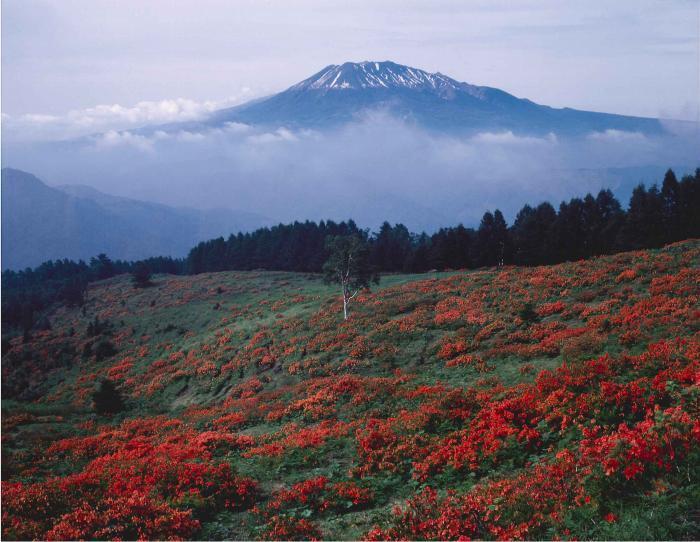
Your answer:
[289,61,486,99]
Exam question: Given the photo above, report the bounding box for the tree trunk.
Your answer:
[342,281,349,320]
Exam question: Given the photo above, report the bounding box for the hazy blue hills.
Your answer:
[1,168,268,270]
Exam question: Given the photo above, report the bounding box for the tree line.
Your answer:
[1,255,182,331]
[3,168,699,332]
[183,168,700,272]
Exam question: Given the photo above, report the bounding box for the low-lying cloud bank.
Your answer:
[3,109,698,232]
[1,94,254,142]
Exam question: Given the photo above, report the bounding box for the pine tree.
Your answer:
[92,379,124,415]
[594,189,624,254]
[661,169,681,242]
[474,210,510,268]
[131,262,153,288]
[678,169,700,238]
[90,254,116,280]
[512,202,557,265]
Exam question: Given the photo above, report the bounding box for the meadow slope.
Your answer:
[2,241,699,540]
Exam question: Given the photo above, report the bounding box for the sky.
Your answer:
[2,0,700,133]
[2,0,699,232]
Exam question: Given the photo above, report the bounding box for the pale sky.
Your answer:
[2,0,700,128]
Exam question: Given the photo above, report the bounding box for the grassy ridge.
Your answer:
[2,241,699,540]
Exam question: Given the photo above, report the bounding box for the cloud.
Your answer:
[78,99,211,125]
[2,93,254,142]
[221,122,251,134]
[3,111,698,233]
[95,130,156,152]
[19,113,61,124]
[470,131,558,145]
[586,129,646,142]
[246,127,300,145]
[87,123,312,153]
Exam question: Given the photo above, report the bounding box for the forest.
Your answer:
[3,168,699,332]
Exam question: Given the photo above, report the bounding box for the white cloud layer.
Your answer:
[586,129,646,142]
[4,111,697,232]
[470,131,558,145]
[2,94,254,142]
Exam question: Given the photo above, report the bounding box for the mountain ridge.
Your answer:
[1,168,268,270]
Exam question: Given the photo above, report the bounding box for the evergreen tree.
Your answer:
[661,169,681,242]
[92,379,124,415]
[623,184,665,249]
[94,340,117,362]
[512,202,557,265]
[372,222,413,272]
[492,210,510,266]
[61,277,88,307]
[475,211,509,267]
[451,225,474,269]
[406,233,432,272]
[678,169,700,239]
[594,189,624,254]
[131,262,153,288]
[90,254,116,280]
[556,198,588,261]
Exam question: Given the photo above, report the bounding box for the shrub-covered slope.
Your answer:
[2,241,699,540]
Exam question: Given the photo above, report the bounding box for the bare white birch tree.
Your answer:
[323,235,378,320]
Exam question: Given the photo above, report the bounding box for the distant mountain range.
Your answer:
[1,168,268,270]
[155,61,666,135]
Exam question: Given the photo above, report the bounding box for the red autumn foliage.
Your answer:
[2,241,698,540]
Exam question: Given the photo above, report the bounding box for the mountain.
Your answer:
[1,168,268,269]
[2,62,689,246]
[201,61,664,135]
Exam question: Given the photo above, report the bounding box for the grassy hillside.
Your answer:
[2,241,699,540]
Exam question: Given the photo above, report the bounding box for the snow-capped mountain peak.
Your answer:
[200,60,663,136]
[289,61,485,98]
